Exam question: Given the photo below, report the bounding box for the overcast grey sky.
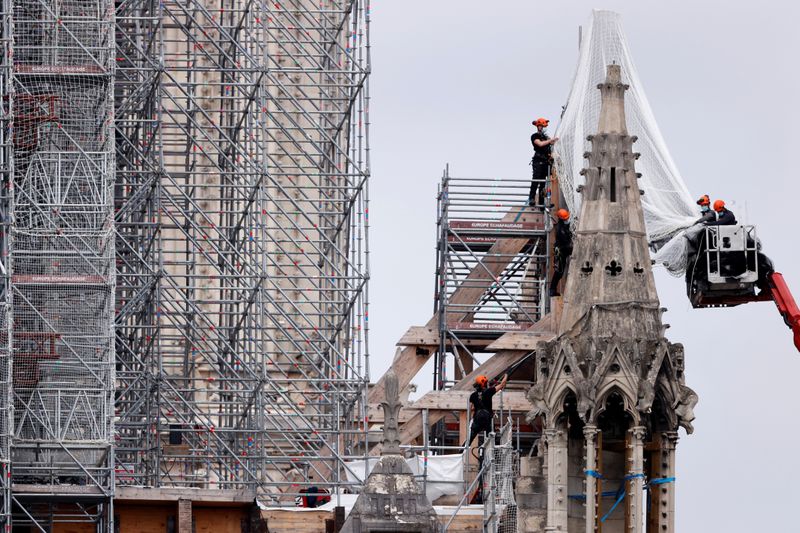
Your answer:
[367,2,800,531]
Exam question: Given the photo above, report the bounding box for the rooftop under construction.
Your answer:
[0,4,798,533]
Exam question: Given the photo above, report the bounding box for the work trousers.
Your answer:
[550,245,572,296]
[468,409,493,446]
[528,157,550,206]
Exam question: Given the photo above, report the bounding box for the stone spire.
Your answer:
[522,64,697,533]
[559,63,660,337]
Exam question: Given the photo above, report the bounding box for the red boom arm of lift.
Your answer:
[768,272,800,352]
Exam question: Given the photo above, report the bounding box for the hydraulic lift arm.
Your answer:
[767,272,800,352]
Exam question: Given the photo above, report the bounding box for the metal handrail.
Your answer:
[441,435,493,532]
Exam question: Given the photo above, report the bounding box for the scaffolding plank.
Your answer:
[406,390,530,412]
[396,326,495,348]
[115,486,253,503]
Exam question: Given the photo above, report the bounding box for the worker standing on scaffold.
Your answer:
[529,117,558,207]
[467,373,507,504]
[468,374,508,445]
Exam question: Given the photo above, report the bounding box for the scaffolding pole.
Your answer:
[0,0,11,526]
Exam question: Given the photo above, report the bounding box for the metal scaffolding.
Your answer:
[8,0,116,528]
[0,0,369,528]
[114,0,369,505]
[433,168,550,391]
[0,0,11,528]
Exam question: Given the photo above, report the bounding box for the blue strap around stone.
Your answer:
[624,473,646,481]
[600,474,646,523]
[649,476,676,486]
[568,490,619,501]
[601,490,626,522]
[571,474,671,519]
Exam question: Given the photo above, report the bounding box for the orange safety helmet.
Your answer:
[556,208,569,220]
[475,375,488,388]
[713,199,725,212]
[696,194,710,207]
[532,117,549,127]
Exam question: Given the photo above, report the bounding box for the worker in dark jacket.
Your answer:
[468,373,507,504]
[705,199,736,226]
[549,209,573,297]
[695,194,715,225]
[468,373,508,445]
[529,117,559,207]
[684,194,714,270]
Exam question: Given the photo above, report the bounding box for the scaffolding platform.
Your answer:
[433,169,553,389]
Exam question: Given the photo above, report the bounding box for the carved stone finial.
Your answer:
[380,368,402,455]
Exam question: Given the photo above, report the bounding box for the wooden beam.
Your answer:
[368,390,531,424]
[367,405,421,424]
[407,390,530,412]
[367,346,426,408]
[115,486,253,504]
[368,206,538,407]
[396,326,439,346]
[396,326,495,349]
[485,331,553,351]
[486,297,562,351]
[390,340,555,451]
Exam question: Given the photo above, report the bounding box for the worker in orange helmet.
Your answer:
[468,373,508,445]
[704,199,737,226]
[549,208,573,297]
[529,117,559,207]
[694,194,715,225]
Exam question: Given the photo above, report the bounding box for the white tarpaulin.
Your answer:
[554,10,699,273]
[344,453,465,503]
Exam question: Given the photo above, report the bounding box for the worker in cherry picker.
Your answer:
[705,199,736,226]
[549,208,573,297]
[529,118,559,207]
[682,195,715,264]
[468,373,508,445]
[695,194,715,224]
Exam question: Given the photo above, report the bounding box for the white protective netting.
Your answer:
[493,442,517,533]
[489,424,517,533]
[553,10,698,274]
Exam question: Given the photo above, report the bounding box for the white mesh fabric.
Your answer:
[553,10,698,271]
